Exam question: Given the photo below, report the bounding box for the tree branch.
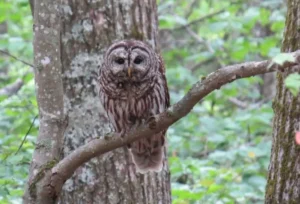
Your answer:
[15,115,38,155]
[185,26,225,67]
[0,49,34,68]
[0,78,24,96]
[161,9,226,32]
[160,0,243,32]
[30,50,300,201]
[228,97,248,109]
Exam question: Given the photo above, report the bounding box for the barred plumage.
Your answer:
[98,40,169,173]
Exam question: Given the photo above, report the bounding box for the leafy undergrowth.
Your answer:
[0,0,36,203]
[0,0,287,203]
[167,66,272,203]
[159,0,285,203]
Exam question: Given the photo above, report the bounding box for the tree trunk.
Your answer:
[265,0,300,203]
[58,0,171,203]
[24,0,171,203]
[259,73,275,101]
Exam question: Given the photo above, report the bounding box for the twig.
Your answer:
[161,9,226,32]
[189,57,215,71]
[185,0,199,19]
[228,97,248,109]
[0,50,34,97]
[0,79,24,96]
[0,49,34,68]
[185,26,225,67]
[31,50,300,199]
[160,1,242,32]
[15,115,38,155]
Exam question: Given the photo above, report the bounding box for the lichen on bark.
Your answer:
[24,0,171,203]
[58,0,171,203]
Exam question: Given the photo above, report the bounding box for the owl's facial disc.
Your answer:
[102,40,159,98]
[128,49,150,80]
[108,48,128,77]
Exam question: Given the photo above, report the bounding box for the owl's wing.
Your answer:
[158,54,170,108]
[130,54,170,173]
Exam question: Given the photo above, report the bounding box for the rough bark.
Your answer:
[58,0,170,204]
[260,73,276,100]
[23,0,66,203]
[265,0,300,203]
[29,0,34,16]
[23,0,171,203]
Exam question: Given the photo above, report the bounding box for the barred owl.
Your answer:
[98,40,170,173]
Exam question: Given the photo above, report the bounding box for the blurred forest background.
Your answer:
[0,0,286,203]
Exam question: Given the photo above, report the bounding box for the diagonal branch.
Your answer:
[30,50,300,202]
[15,115,39,155]
[0,49,34,68]
[175,9,226,30]
[160,9,226,32]
[185,26,225,67]
[0,78,24,96]
[161,0,242,32]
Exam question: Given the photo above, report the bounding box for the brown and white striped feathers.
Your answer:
[98,40,170,173]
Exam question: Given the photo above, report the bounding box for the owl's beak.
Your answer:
[127,67,132,78]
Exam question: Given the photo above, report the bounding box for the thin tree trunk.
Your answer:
[23,0,66,202]
[58,0,171,203]
[265,0,300,203]
[260,73,275,100]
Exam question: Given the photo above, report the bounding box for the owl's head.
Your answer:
[101,40,159,83]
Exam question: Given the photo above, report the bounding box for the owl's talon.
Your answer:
[129,115,137,125]
[117,130,126,138]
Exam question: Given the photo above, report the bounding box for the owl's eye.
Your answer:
[133,56,143,64]
[115,58,125,65]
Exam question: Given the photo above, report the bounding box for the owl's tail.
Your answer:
[129,133,165,174]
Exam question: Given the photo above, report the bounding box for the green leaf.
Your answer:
[259,37,277,56]
[272,53,295,65]
[285,74,300,96]
[7,155,23,164]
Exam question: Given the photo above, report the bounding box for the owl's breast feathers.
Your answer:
[100,75,167,130]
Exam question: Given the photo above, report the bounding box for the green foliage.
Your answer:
[0,0,295,203]
[272,53,300,96]
[272,53,295,65]
[159,0,286,203]
[0,0,35,203]
[285,74,300,96]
